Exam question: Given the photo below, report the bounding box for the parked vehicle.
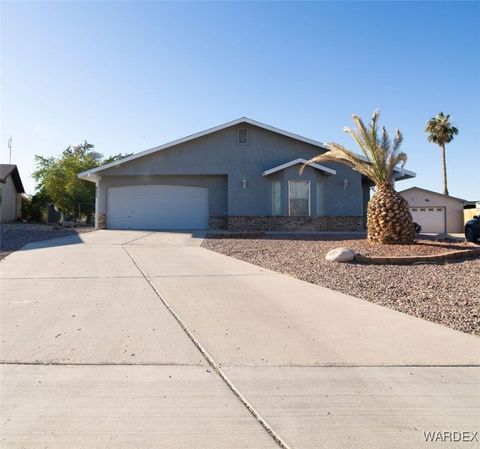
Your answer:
[465,215,480,242]
[413,222,422,234]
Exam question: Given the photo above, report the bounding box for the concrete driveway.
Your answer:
[1,230,479,449]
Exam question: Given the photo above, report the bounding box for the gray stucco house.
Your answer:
[79,117,415,231]
[0,164,25,222]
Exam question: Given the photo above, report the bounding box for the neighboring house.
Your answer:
[0,164,25,222]
[399,187,465,234]
[79,117,415,231]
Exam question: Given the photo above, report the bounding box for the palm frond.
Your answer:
[301,110,408,186]
[385,151,408,182]
[425,112,459,146]
[392,129,403,152]
[301,143,377,182]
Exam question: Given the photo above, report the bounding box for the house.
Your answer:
[79,117,415,231]
[399,187,465,234]
[0,164,25,222]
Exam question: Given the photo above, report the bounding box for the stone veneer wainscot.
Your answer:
[209,216,363,232]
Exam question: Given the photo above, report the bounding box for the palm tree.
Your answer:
[425,112,458,195]
[302,110,415,244]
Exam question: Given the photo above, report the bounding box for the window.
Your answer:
[289,180,310,216]
[316,182,324,216]
[237,128,248,145]
[272,181,281,216]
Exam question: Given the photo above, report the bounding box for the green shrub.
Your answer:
[22,191,49,222]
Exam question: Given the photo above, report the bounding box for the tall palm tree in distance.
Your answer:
[302,110,415,244]
[425,112,459,195]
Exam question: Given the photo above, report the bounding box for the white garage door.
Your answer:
[410,207,445,233]
[106,185,208,230]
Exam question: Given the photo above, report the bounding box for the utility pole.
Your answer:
[8,136,12,164]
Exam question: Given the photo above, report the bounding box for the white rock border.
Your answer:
[325,247,356,263]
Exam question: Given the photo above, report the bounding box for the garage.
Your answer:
[400,187,466,234]
[106,185,208,230]
[409,207,445,233]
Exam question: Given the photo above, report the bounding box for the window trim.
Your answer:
[288,180,311,217]
[271,181,281,216]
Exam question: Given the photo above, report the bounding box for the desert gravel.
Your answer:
[203,235,480,335]
[0,223,94,259]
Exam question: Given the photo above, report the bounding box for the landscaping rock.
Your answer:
[0,223,94,260]
[325,247,356,262]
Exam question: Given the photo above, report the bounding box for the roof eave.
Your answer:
[262,158,336,176]
[78,172,101,182]
[393,169,416,182]
[398,186,466,202]
[77,117,330,178]
[10,167,25,193]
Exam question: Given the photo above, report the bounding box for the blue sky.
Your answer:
[1,1,479,199]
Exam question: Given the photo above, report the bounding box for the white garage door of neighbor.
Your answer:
[410,207,445,233]
[106,185,209,230]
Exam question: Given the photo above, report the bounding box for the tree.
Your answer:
[102,153,133,165]
[21,189,50,222]
[425,112,458,195]
[302,111,415,244]
[33,141,131,220]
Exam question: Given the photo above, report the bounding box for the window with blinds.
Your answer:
[289,180,310,216]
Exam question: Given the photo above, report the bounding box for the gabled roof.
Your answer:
[78,117,330,181]
[398,186,466,202]
[0,164,25,193]
[78,116,416,182]
[262,158,336,176]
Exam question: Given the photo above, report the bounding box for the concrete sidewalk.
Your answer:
[1,230,479,449]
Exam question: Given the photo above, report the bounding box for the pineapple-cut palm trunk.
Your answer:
[367,183,415,244]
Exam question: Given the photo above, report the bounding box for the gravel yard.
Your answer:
[0,223,95,259]
[327,237,473,257]
[203,235,480,335]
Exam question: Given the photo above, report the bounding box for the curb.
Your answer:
[206,232,266,239]
[355,247,480,265]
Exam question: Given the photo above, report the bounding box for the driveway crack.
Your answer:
[123,232,155,245]
[122,246,292,449]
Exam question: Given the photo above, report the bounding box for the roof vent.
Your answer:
[237,128,248,145]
